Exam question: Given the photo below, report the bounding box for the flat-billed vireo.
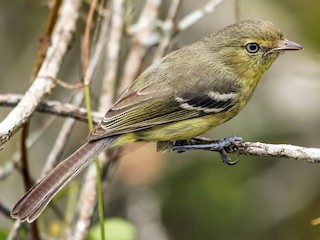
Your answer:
[11,20,302,223]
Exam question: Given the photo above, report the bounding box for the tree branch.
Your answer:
[230,141,320,163]
[171,138,320,164]
[0,0,81,147]
[177,0,224,31]
[0,93,103,124]
[120,0,163,92]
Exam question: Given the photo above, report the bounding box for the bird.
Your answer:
[11,19,302,223]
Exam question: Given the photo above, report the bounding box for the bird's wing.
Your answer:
[87,76,239,141]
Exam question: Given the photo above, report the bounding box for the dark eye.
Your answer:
[245,43,260,53]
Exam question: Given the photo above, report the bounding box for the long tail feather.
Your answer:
[11,137,115,223]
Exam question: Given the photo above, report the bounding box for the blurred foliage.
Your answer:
[88,218,136,240]
[0,229,9,239]
[157,153,320,239]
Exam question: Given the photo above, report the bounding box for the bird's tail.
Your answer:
[11,137,116,223]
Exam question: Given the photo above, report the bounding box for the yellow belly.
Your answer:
[133,113,233,142]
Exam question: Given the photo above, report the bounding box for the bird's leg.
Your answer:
[166,136,243,165]
[157,138,209,153]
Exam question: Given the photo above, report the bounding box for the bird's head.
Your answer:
[206,20,302,82]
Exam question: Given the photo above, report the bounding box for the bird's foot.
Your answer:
[170,135,243,166]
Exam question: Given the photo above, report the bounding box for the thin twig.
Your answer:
[30,0,63,81]
[19,123,32,191]
[153,0,181,61]
[86,9,111,82]
[100,0,124,106]
[0,157,18,180]
[18,124,38,240]
[82,0,98,83]
[120,0,163,92]
[41,91,84,177]
[235,0,241,21]
[55,78,84,89]
[178,0,224,31]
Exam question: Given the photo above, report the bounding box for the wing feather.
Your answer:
[87,80,239,141]
[87,46,240,141]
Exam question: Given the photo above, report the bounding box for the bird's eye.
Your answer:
[245,43,260,53]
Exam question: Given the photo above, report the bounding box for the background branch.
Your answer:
[0,93,103,124]
[0,0,82,147]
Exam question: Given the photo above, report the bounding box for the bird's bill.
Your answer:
[267,39,303,54]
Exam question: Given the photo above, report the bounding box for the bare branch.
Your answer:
[0,116,57,181]
[230,141,320,164]
[153,0,181,61]
[82,0,98,82]
[120,0,163,92]
[178,0,224,31]
[0,93,103,124]
[41,92,85,177]
[86,9,111,82]
[0,0,82,147]
[235,0,241,21]
[99,0,124,110]
[7,220,22,240]
[71,161,98,240]
[0,158,18,181]
[172,139,320,164]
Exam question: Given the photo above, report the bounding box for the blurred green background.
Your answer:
[0,0,320,239]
